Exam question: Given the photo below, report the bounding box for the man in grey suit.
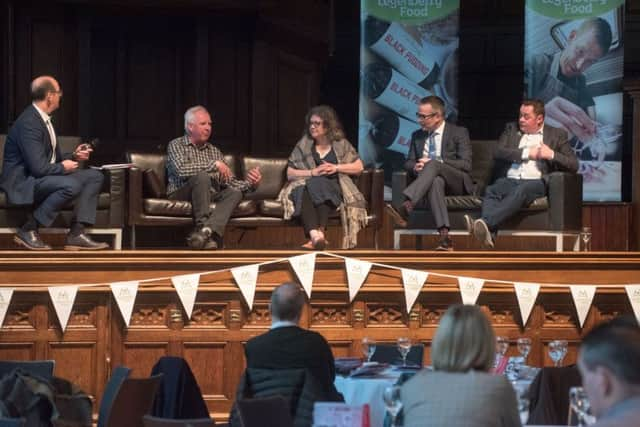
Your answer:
[390,95,472,251]
[467,99,578,248]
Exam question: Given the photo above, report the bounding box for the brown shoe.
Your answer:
[386,204,407,228]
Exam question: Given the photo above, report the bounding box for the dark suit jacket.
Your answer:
[403,122,474,194]
[493,122,578,183]
[244,326,341,401]
[0,104,70,205]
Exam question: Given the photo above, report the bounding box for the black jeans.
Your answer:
[299,188,333,238]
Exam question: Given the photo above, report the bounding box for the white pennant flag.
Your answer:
[289,253,316,298]
[0,288,15,327]
[111,281,139,327]
[458,277,484,305]
[513,282,540,326]
[48,285,79,331]
[231,264,260,310]
[171,273,200,319]
[345,258,372,302]
[401,269,428,313]
[624,284,640,325]
[570,285,597,327]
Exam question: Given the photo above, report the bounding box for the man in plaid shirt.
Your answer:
[167,105,261,249]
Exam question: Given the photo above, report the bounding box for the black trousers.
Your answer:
[300,188,333,238]
[481,177,546,231]
[169,171,242,237]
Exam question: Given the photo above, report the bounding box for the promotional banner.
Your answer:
[345,258,373,302]
[48,285,79,331]
[525,0,625,201]
[111,281,139,327]
[570,285,597,327]
[514,282,541,326]
[401,268,429,313]
[171,273,201,319]
[289,253,317,298]
[458,277,484,305]
[231,264,260,310]
[360,0,460,193]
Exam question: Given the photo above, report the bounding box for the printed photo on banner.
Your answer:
[524,0,625,201]
[359,0,460,195]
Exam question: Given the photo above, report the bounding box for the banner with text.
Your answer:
[359,0,460,193]
[525,0,625,201]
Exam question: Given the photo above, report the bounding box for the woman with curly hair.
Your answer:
[278,105,367,250]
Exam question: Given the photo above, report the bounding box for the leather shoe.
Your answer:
[64,233,109,250]
[473,219,495,249]
[14,229,51,251]
[435,236,453,251]
[385,204,407,228]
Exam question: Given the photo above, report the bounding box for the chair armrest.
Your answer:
[104,168,126,227]
[127,168,144,225]
[547,172,582,231]
[392,171,409,210]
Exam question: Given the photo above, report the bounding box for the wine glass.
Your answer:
[382,385,403,427]
[397,337,411,367]
[517,337,532,362]
[569,386,596,426]
[548,339,568,367]
[362,337,376,363]
[581,227,592,252]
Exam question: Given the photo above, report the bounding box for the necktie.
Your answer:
[427,132,437,159]
[46,119,57,163]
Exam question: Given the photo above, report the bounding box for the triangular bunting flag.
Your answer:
[111,281,139,327]
[514,282,540,326]
[345,258,372,302]
[48,285,79,331]
[0,288,15,327]
[171,273,200,319]
[458,277,484,305]
[624,284,640,325]
[570,285,597,327]
[401,268,428,313]
[231,264,260,310]
[289,253,316,298]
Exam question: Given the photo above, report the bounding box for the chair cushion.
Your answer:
[143,169,166,198]
[144,198,256,217]
[0,191,110,209]
[242,157,288,200]
[258,199,284,217]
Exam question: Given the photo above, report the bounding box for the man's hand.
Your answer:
[414,157,430,173]
[73,144,93,161]
[246,167,262,187]
[62,160,79,173]
[215,160,232,182]
[545,97,596,142]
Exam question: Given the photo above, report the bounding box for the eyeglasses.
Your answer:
[50,90,63,96]
[309,120,323,127]
[416,112,438,120]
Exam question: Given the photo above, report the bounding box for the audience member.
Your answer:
[400,304,521,427]
[278,105,366,250]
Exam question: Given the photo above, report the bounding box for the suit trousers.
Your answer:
[32,168,104,227]
[402,160,466,229]
[169,171,242,237]
[481,177,546,231]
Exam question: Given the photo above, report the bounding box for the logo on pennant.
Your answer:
[289,253,316,298]
[570,285,596,327]
[345,258,372,302]
[458,277,484,305]
[48,285,79,332]
[111,281,139,327]
[514,282,540,326]
[231,264,259,310]
[625,284,640,325]
[171,273,200,319]
[0,288,14,328]
[401,268,428,313]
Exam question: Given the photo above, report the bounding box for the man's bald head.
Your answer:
[31,76,60,102]
[270,282,305,323]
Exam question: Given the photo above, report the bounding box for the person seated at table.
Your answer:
[400,304,522,427]
[577,315,640,427]
[278,105,367,249]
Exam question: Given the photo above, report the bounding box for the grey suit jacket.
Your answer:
[493,122,578,183]
[400,370,522,427]
[404,122,474,194]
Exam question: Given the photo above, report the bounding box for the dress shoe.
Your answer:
[473,219,495,249]
[203,239,218,250]
[14,229,51,251]
[435,236,453,251]
[64,233,109,250]
[187,230,208,249]
[463,214,474,234]
[385,204,407,228]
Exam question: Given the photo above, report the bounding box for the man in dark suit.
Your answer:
[244,282,342,401]
[389,95,472,251]
[467,98,578,248]
[0,75,108,250]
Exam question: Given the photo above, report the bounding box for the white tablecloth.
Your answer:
[334,371,400,427]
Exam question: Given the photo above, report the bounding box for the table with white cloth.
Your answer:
[334,369,401,427]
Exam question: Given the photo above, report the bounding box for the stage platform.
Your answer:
[1,249,638,421]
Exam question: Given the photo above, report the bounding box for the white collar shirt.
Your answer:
[33,103,57,163]
[422,121,446,162]
[507,126,544,180]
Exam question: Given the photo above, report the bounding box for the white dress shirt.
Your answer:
[507,127,544,180]
[422,121,445,162]
[33,103,57,163]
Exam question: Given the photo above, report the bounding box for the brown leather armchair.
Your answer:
[126,151,384,249]
[0,135,125,249]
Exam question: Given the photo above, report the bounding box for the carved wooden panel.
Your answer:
[187,303,227,328]
[366,304,405,326]
[310,304,350,327]
[122,343,168,378]
[184,342,227,397]
[0,343,36,361]
[49,342,97,398]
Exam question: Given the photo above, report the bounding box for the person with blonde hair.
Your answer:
[401,304,522,427]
